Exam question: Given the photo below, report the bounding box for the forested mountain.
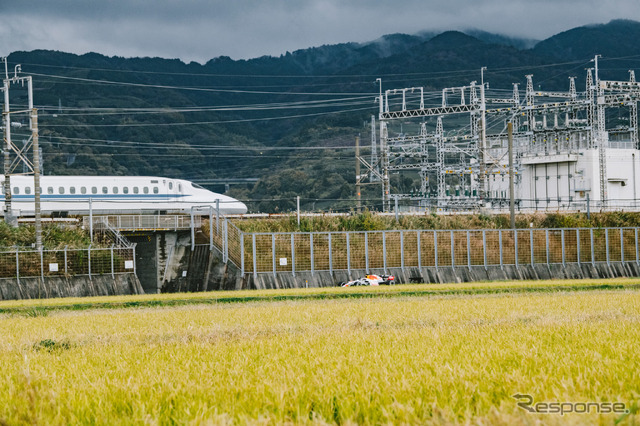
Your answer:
[4,19,640,212]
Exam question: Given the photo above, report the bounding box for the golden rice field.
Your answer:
[0,282,639,424]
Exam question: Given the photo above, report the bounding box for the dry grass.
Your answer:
[0,288,638,424]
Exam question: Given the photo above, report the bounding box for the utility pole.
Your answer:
[2,58,14,225]
[508,121,515,229]
[355,135,361,213]
[1,60,42,246]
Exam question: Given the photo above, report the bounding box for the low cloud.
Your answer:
[1,0,638,62]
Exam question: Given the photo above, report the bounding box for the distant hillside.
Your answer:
[5,19,640,212]
[533,19,640,79]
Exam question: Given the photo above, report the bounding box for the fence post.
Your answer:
[467,230,471,271]
[133,243,137,276]
[400,231,405,272]
[216,199,220,233]
[450,230,455,268]
[576,229,581,266]
[88,244,92,280]
[499,229,503,270]
[310,233,315,276]
[328,233,333,276]
[346,233,351,275]
[111,245,115,279]
[545,229,550,266]
[241,234,245,276]
[272,234,276,278]
[620,228,625,263]
[590,228,595,267]
[190,209,195,252]
[252,234,257,279]
[636,228,639,267]
[64,245,68,275]
[209,207,214,251]
[382,231,387,274]
[434,231,439,271]
[40,247,44,282]
[364,232,369,273]
[561,229,565,267]
[417,231,421,270]
[482,230,487,270]
[223,220,229,263]
[291,234,295,277]
[530,229,534,267]
[605,228,610,266]
[15,247,19,285]
[514,230,519,269]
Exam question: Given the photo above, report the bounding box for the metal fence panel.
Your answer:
[548,230,564,264]
[501,230,517,265]
[367,233,384,270]
[348,233,366,270]
[593,229,608,263]
[485,230,501,265]
[331,233,349,271]
[294,233,312,272]
[275,234,293,273]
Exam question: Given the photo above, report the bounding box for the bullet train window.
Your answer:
[70,187,76,194]
[153,187,159,194]
[81,187,86,194]
[133,187,139,194]
[25,187,31,195]
[192,183,205,189]
[123,187,129,194]
[143,187,149,194]
[13,187,19,195]
[113,187,118,194]
[92,187,97,194]
[178,184,182,192]
[150,180,158,184]
[169,182,173,190]
[59,187,65,194]
[102,187,108,194]
[47,187,53,194]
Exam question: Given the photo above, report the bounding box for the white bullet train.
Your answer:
[0,176,248,216]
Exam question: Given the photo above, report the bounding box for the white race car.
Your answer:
[340,274,395,287]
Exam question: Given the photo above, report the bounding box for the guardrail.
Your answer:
[83,215,200,232]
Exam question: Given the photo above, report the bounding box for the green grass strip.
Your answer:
[1,277,639,315]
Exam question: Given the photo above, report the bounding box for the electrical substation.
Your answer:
[364,57,640,213]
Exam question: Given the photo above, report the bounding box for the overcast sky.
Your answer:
[1,0,639,64]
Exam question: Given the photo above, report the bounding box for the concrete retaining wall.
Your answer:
[246,262,640,289]
[0,273,143,300]
[162,244,246,293]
